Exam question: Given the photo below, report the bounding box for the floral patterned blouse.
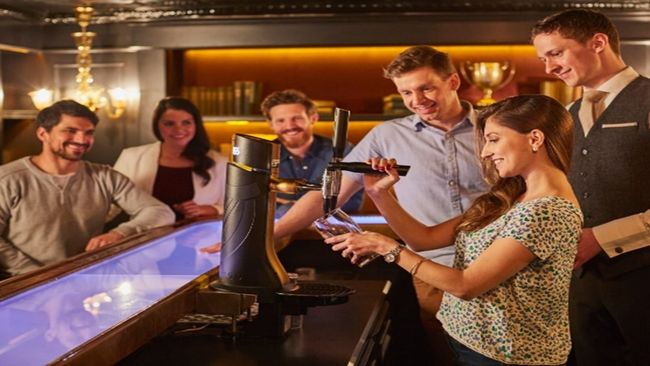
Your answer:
[437,196,583,365]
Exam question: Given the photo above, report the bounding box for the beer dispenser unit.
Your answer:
[212,133,354,337]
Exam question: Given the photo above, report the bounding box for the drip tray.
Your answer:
[276,281,355,307]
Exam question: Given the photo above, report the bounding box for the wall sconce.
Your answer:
[29,6,135,119]
[28,88,54,110]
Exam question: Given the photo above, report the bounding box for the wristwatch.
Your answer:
[383,245,404,263]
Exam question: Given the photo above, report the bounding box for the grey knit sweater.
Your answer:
[0,157,175,275]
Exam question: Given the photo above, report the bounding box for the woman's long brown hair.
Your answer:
[457,95,574,232]
[152,97,215,185]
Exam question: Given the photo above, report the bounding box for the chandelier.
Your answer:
[29,6,130,119]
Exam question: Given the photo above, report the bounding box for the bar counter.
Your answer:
[0,217,396,365]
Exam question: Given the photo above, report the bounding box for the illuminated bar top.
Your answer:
[0,221,222,366]
[0,215,388,365]
[351,215,387,225]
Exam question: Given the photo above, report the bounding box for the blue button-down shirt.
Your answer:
[343,104,488,265]
[275,135,364,218]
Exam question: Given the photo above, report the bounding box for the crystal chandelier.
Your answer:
[29,6,130,119]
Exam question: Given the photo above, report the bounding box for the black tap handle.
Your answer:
[327,161,410,176]
[332,108,350,160]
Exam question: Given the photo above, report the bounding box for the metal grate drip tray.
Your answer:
[276,281,355,307]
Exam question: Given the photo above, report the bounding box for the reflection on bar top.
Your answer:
[0,221,223,366]
[351,215,387,225]
[273,215,387,225]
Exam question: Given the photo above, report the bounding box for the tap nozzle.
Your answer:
[270,178,322,194]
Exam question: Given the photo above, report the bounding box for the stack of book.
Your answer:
[313,100,336,115]
[181,81,263,116]
[382,94,408,115]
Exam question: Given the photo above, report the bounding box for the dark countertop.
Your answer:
[119,280,389,366]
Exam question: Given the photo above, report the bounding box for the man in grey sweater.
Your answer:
[0,100,175,276]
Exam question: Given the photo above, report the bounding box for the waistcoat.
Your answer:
[569,76,650,278]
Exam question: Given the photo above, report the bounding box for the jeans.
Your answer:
[446,335,504,366]
[412,276,453,366]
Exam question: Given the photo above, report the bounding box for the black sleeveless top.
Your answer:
[153,165,194,220]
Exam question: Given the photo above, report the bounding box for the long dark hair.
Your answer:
[152,97,215,185]
[457,95,574,232]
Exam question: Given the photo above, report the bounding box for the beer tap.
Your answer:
[322,108,349,214]
[322,108,411,214]
[214,134,355,338]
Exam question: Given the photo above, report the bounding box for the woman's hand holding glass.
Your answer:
[324,230,400,266]
[316,156,403,266]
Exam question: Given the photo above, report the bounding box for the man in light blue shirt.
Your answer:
[342,109,485,265]
[274,46,487,365]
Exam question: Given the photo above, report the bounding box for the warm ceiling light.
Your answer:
[29,6,135,119]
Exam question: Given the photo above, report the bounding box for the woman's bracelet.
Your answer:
[409,258,426,276]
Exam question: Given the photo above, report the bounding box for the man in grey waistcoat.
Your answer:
[533,9,650,366]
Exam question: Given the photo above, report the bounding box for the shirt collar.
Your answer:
[585,66,639,95]
[413,100,475,132]
[277,138,291,161]
[23,156,83,179]
[278,135,325,161]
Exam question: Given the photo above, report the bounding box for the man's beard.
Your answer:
[53,143,89,161]
[279,129,311,149]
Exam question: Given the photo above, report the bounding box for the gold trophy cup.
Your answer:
[460,61,515,107]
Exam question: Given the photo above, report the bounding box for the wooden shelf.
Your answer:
[178,45,577,156]
[203,113,408,122]
[1,109,37,120]
[169,45,550,116]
